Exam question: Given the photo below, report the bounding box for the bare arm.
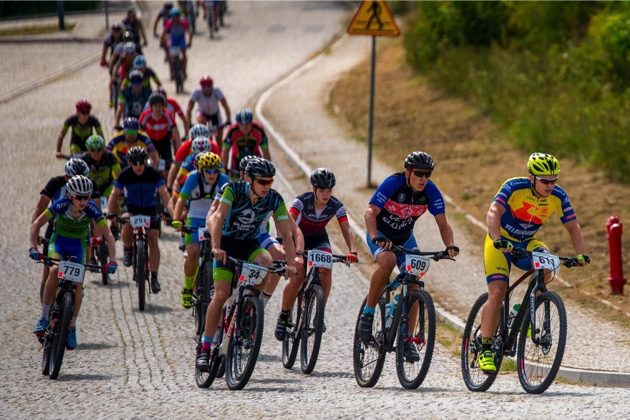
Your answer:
[339,220,355,254]
[276,218,296,273]
[220,147,229,171]
[364,204,381,241]
[149,149,160,169]
[30,213,52,249]
[167,162,181,189]
[289,217,304,255]
[220,98,231,122]
[186,99,194,126]
[158,185,172,218]
[56,126,68,157]
[173,197,186,221]
[209,202,228,263]
[564,219,587,255]
[434,213,458,257]
[95,223,117,261]
[486,202,506,241]
[108,187,122,216]
[32,195,51,223]
[171,126,181,154]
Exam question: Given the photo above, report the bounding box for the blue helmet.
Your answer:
[123,117,140,131]
[133,55,146,69]
[236,108,254,125]
[169,7,181,18]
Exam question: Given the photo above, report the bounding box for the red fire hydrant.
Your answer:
[606,216,626,295]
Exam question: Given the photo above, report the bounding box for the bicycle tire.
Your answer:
[136,240,146,311]
[194,260,212,337]
[173,56,183,94]
[282,298,302,369]
[517,291,567,394]
[98,243,109,285]
[461,293,504,392]
[300,284,325,374]
[41,307,53,376]
[226,296,264,390]
[395,290,436,389]
[112,79,119,112]
[49,290,73,379]
[352,296,386,388]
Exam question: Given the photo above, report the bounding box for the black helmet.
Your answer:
[65,158,89,177]
[404,151,434,171]
[122,30,135,42]
[239,155,260,171]
[245,158,275,178]
[310,167,336,188]
[127,146,148,164]
[148,91,166,106]
[123,116,140,131]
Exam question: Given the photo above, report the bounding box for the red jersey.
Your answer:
[139,109,175,142]
[174,138,220,164]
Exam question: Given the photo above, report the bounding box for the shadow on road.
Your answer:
[78,341,116,351]
[309,370,354,379]
[57,373,112,382]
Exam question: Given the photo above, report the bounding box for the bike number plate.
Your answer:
[532,251,560,274]
[198,228,209,241]
[404,255,431,277]
[57,261,85,283]
[130,215,151,229]
[157,159,166,172]
[239,263,268,286]
[307,250,333,269]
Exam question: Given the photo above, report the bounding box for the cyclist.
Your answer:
[167,124,218,190]
[107,117,159,170]
[358,151,459,362]
[160,7,193,80]
[80,135,121,203]
[30,175,117,350]
[143,87,190,136]
[172,152,228,308]
[115,69,152,127]
[138,92,181,178]
[196,158,298,369]
[111,40,138,88]
[186,75,231,148]
[122,6,148,49]
[153,2,174,63]
[55,99,104,158]
[100,23,123,68]
[477,152,588,373]
[275,168,358,340]
[221,108,271,179]
[31,159,91,302]
[120,55,161,91]
[107,147,172,294]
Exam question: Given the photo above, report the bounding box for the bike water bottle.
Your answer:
[385,294,401,329]
[507,303,521,328]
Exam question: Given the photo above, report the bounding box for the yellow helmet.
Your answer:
[527,153,560,176]
[196,152,222,170]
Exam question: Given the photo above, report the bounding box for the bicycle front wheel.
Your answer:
[395,290,436,389]
[517,291,567,394]
[135,240,146,311]
[352,297,386,388]
[98,243,109,285]
[49,291,73,379]
[282,298,302,370]
[300,284,325,374]
[195,260,213,337]
[226,296,264,390]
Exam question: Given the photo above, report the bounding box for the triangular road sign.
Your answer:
[347,0,400,37]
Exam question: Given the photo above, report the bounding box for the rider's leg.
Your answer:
[182,49,187,78]
[148,228,160,274]
[121,222,133,248]
[366,251,396,308]
[201,277,230,348]
[480,280,508,338]
[261,242,285,304]
[280,266,304,311]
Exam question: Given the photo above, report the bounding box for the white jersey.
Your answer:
[190,88,224,116]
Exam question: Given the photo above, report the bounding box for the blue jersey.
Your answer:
[369,173,445,244]
[45,196,105,239]
[114,166,165,209]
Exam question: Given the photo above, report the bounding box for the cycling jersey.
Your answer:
[114,166,164,209]
[290,192,347,238]
[176,153,198,184]
[218,181,289,240]
[61,115,104,153]
[164,17,189,49]
[143,97,185,123]
[369,173,445,244]
[222,122,268,174]
[106,131,156,168]
[119,85,152,119]
[45,196,106,239]
[174,138,220,165]
[180,171,229,219]
[492,177,576,242]
[139,109,175,142]
[103,32,123,56]
[41,176,67,202]
[121,67,161,90]
[189,88,224,116]
[80,152,120,197]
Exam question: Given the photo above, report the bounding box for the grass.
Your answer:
[0,22,76,37]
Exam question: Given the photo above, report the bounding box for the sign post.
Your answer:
[347,1,400,188]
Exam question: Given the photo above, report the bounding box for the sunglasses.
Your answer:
[204,169,219,175]
[412,170,432,178]
[125,130,138,136]
[537,177,558,185]
[73,195,90,201]
[130,160,146,166]
[88,148,104,152]
[255,178,274,186]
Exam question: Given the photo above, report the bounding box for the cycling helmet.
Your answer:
[123,41,137,55]
[75,99,91,113]
[527,153,560,176]
[239,155,260,172]
[191,136,211,154]
[245,158,275,178]
[169,7,181,18]
[189,124,210,139]
[199,75,213,87]
[127,6,137,15]
[148,91,166,106]
[112,23,123,31]
[133,55,147,69]
[310,168,336,189]
[123,117,140,131]
[65,158,89,177]
[85,134,106,151]
[164,2,173,10]
[127,146,148,164]
[404,151,435,171]
[128,69,144,84]
[122,31,135,42]
[236,108,254,125]
[66,175,93,197]
[197,152,222,170]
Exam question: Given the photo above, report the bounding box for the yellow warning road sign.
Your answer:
[347,0,400,37]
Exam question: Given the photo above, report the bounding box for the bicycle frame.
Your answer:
[382,273,425,352]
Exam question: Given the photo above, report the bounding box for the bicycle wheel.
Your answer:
[352,296,386,388]
[111,79,119,111]
[135,240,146,311]
[282,297,302,369]
[461,293,504,392]
[395,290,436,389]
[517,291,567,394]
[300,284,325,374]
[194,261,212,337]
[195,318,222,388]
[173,56,183,94]
[98,243,109,285]
[49,290,73,379]
[226,296,264,390]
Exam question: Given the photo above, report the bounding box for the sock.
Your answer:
[183,274,194,290]
[481,337,493,352]
[363,306,375,316]
[41,304,51,320]
[201,334,214,352]
[262,291,272,309]
[279,309,289,321]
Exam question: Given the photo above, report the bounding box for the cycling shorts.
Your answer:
[213,236,265,283]
[152,136,174,169]
[184,217,207,246]
[257,232,280,250]
[125,205,161,230]
[483,233,548,283]
[304,233,332,253]
[197,110,220,127]
[169,36,187,50]
[366,230,418,272]
[48,232,87,264]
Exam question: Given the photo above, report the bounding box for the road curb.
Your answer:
[254,33,630,389]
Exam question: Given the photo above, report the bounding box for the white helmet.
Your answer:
[191,136,211,153]
[66,175,93,196]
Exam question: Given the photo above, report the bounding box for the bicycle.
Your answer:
[179,225,214,336]
[89,196,112,285]
[119,214,153,311]
[461,247,588,394]
[35,256,102,379]
[169,45,185,94]
[353,245,454,389]
[282,250,349,374]
[195,257,287,390]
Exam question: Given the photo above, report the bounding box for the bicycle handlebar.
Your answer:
[226,256,288,274]
[505,247,589,267]
[37,256,103,273]
[390,245,456,262]
[302,250,352,265]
